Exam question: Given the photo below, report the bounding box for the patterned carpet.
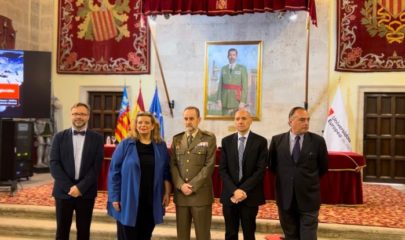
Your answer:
[1,183,404,229]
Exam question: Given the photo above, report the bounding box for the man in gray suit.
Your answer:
[170,106,217,240]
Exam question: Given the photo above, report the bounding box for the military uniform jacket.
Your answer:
[170,129,217,206]
[217,63,248,109]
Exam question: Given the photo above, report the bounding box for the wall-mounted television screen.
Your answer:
[0,50,51,118]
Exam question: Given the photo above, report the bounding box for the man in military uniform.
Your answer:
[170,106,217,240]
[216,48,248,116]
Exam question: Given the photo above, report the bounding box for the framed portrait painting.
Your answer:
[204,41,262,120]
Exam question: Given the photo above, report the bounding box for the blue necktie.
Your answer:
[292,135,301,163]
[238,137,246,180]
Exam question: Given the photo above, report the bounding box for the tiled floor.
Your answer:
[18,172,53,188]
[365,182,405,193]
[0,173,52,196]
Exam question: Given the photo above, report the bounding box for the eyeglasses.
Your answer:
[72,113,88,117]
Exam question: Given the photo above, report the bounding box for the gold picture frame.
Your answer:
[203,41,262,120]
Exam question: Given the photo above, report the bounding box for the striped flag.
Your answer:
[149,86,164,139]
[115,87,130,142]
[131,87,145,122]
[378,0,405,18]
[91,10,118,41]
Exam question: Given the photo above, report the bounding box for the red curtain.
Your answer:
[142,0,317,25]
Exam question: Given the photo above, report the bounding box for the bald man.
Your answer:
[219,109,268,240]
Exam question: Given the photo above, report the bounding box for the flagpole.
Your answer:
[304,13,311,110]
[150,25,174,117]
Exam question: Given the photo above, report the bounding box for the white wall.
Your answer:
[153,1,330,143]
[6,0,331,145]
[0,0,53,51]
[4,0,404,151]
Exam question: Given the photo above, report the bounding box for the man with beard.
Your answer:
[216,48,248,116]
[170,106,217,240]
[50,102,104,240]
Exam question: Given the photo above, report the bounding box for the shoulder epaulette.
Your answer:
[200,129,215,137]
[173,131,185,138]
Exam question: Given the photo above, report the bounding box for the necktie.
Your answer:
[187,135,193,147]
[292,135,301,163]
[73,130,85,136]
[238,136,246,180]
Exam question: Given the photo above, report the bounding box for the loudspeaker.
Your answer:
[0,120,33,181]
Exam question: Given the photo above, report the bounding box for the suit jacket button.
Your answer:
[186,169,189,172]
[187,151,190,154]
[187,160,190,163]
[185,178,189,182]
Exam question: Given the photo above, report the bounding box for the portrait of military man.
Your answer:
[204,41,262,119]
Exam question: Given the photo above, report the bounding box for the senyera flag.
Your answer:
[115,87,130,142]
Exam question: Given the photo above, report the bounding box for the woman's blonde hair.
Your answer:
[128,112,163,143]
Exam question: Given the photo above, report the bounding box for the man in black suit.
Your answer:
[219,109,268,240]
[50,102,104,240]
[268,106,328,240]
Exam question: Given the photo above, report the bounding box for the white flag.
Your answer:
[323,86,352,151]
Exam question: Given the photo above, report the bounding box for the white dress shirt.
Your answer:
[72,128,86,180]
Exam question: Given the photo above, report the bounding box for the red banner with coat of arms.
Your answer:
[57,0,150,74]
[336,0,405,72]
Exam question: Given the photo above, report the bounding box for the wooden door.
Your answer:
[88,92,122,141]
[363,93,405,183]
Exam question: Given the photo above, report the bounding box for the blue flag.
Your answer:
[149,86,164,139]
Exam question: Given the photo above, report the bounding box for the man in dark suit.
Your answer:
[219,109,267,240]
[268,106,328,240]
[50,102,104,240]
[170,106,217,240]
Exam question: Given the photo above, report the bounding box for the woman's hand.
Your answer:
[112,201,121,212]
[162,194,170,207]
[162,180,172,207]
